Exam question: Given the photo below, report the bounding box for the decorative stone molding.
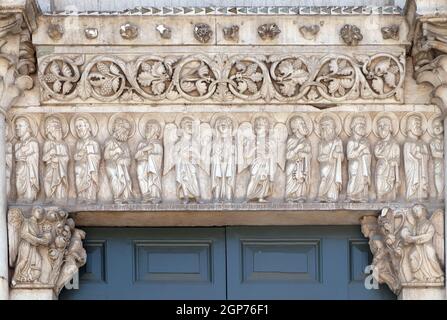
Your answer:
[361,204,444,295]
[8,206,86,296]
[37,52,405,104]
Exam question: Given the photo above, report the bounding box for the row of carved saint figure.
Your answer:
[9,111,443,204]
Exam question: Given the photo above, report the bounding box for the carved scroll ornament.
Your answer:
[38,52,405,104]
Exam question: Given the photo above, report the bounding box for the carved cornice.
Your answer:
[38,52,405,105]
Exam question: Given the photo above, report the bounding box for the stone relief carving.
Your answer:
[47,23,64,41]
[340,24,363,46]
[381,25,399,40]
[316,113,343,202]
[401,112,429,201]
[299,25,320,40]
[211,116,237,202]
[8,206,86,295]
[42,115,69,204]
[104,114,134,204]
[38,53,405,104]
[285,115,312,202]
[238,116,287,202]
[428,115,444,200]
[71,114,101,204]
[361,204,444,294]
[6,120,13,199]
[5,111,443,206]
[14,116,39,204]
[345,114,372,202]
[164,116,208,203]
[84,27,98,40]
[222,25,239,42]
[193,23,212,43]
[373,112,401,202]
[120,23,138,40]
[156,24,171,39]
[136,117,163,204]
[257,23,281,40]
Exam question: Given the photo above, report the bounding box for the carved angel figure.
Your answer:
[135,120,163,204]
[429,117,444,200]
[285,115,312,202]
[8,207,87,294]
[42,116,69,203]
[238,116,287,202]
[211,116,237,202]
[104,116,133,204]
[403,114,429,201]
[73,115,101,204]
[14,116,39,203]
[164,117,211,203]
[317,115,343,202]
[346,116,371,202]
[374,114,400,202]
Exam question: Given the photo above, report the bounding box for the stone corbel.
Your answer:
[361,204,445,300]
[8,206,87,300]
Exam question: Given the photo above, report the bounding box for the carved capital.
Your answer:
[8,206,87,297]
[361,204,445,295]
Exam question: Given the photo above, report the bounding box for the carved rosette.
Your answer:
[8,206,86,296]
[37,52,406,104]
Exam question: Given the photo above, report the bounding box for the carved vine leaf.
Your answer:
[368,58,399,95]
[180,61,212,96]
[137,61,171,95]
[231,61,263,95]
[88,62,123,97]
[40,59,79,100]
[320,59,355,97]
[276,59,309,97]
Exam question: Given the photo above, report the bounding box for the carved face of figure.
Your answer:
[320,117,335,141]
[113,118,131,142]
[216,117,233,136]
[408,115,423,137]
[46,117,63,141]
[351,116,366,137]
[412,204,427,220]
[254,117,269,137]
[145,121,161,140]
[15,117,31,139]
[377,117,392,140]
[75,117,91,139]
[180,117,194,136]
[290,116,308,137]
[433,118,443,137]
[31,207,45,222]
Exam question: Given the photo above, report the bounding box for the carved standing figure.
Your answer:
[402,113,429,201]
[429,116,444,200]
[14,116,39,203]
[104,115,134,204]
[373,113,400,202]
[42,116,69,203]
[316,114,343,202]
[211,116,237,202]
[164,117,210,203]
[135,119,163,204]
[238,116,287,202]
[285,115,312,202]
[346,115,371,202]
[72,115,101,204]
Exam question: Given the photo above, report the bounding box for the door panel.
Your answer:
[60,228,227,300]
[225,226,395,300]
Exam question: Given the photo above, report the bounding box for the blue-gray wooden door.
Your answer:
[60,226,395,300]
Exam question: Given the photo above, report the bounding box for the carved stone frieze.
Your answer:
[8,206,86,295]
[38,52,405,104]
[361,204,445,294]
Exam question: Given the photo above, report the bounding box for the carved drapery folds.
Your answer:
[361,204,444,294]
[7,110,442,206]
[8,206,86,295]
[38,52,405,104]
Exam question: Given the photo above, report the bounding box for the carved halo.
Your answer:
[70,113,99,138]
[344,113,372,137]
[314,112,342,137]
[286,113,313,136]
[427,113,443,138]
[40,114,69,139]
[12,114,38,138]
[210,114,239,136]
[250,112,277,130]
[138,115,165,139]
[400,112,427,137]
[107,113,136,138]
[372,112,400,137]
